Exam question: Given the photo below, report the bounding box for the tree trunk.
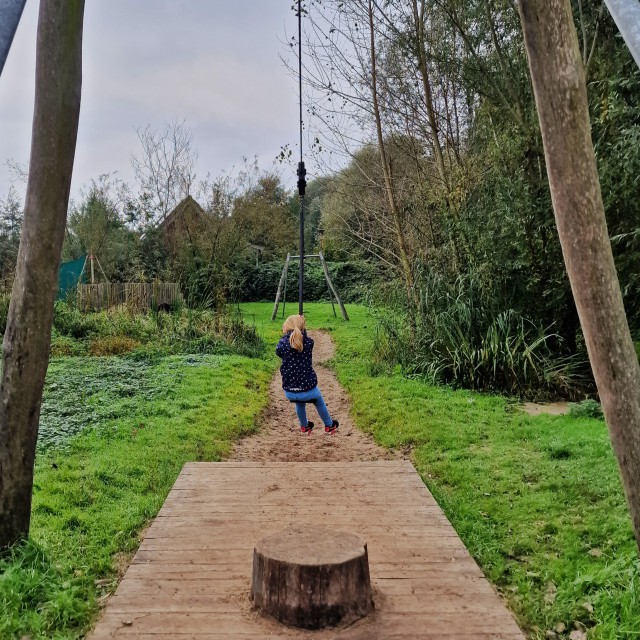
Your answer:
[366,0,416,308]
[0,0,85,550]
[518,0,640,551]
[251,526,373,629]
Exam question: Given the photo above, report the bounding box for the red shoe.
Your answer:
[325,420,339,434]
[300,421,314,434]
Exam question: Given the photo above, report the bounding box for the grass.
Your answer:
[2,301,638,639]
[241,303,640,640]
[1,352,272,639]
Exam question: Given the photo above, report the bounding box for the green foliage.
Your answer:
[0,292,9,335]
[312,0,640,374]
[374,274,591,398]
[50,332,88,357]
[63,175,146,283]
[39,358,170,450]
[228,259,377,304]
[0,186,22,283]
[569,399,604,420]
[50,302,264,359]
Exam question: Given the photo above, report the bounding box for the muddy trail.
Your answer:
[232,331,400,463]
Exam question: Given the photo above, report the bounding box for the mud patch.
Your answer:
[521,402,570,417]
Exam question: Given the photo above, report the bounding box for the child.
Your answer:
[276,314,339,435]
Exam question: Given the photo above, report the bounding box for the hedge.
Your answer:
[228,260,377,303]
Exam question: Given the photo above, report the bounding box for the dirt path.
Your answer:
[232,331,399,462]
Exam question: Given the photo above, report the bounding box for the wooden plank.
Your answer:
[92,612,523,637]
[90,462,524,639]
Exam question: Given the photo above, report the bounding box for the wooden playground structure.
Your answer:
[272,252,349,321]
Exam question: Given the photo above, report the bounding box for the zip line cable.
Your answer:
[296,0,307,316]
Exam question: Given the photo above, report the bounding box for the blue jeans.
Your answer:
[284,386,333,427]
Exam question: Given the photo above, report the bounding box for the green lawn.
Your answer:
[2,302,637,639]
[1,353,272,639]
[242,302,640,640]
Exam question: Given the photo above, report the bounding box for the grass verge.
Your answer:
[241,302,639,640]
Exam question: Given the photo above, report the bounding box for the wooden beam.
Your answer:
[319,252,349,321]
[271,254,290,321]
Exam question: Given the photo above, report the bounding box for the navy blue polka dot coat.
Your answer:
[276,331,318,392]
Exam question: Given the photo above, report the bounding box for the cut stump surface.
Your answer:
[252,525,373,629]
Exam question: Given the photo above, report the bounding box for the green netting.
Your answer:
[57,256,86,300]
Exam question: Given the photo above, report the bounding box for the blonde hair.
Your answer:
[282,315,306,352]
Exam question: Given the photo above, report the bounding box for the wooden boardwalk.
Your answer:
[91,461,525,639]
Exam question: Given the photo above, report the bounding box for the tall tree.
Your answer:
[366,0,415,305]
[518,0,640,549]
[131,120,198,223]
[0,0,85,549]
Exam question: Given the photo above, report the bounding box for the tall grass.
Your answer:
[50,301,264,358]
[374,273,591,398]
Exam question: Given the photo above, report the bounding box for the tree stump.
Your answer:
[251,525,373,629]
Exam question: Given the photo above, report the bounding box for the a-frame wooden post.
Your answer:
[319,252,349,321]
[271,254,291,321]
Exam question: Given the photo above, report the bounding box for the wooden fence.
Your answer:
[77,283,183,312]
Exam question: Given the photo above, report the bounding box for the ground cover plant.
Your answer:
[0,313,272,639]
[241,303,640,640]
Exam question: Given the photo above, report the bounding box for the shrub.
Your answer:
[53,301,100,339]
[569,399,604,419]
[0,293,9,335]
[374,272,592,399]
[50,332,87,357]
[8,300,265,360]
[228,260,378,304]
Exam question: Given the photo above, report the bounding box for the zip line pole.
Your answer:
[0,0,28,76]
[297,0,306,317]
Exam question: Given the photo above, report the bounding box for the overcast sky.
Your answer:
[0,0,302,199]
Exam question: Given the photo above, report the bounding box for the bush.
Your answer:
[50,332,87,357]
[0,293,9,335]
[49,302,265,360]
[569,399,604,419]
[53,301,102,339]
[2,291,265,361]
[228,260,378,304]
[374,272,592,399]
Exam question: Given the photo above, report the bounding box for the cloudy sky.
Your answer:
[0,1,303,199]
